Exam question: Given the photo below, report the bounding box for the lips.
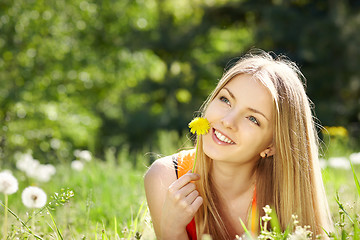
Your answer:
[212,128,236,145]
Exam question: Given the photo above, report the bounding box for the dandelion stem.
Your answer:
[0,201,43,239]
[192,137,199,173]
[32,209,35,234]
[3,194,8,239]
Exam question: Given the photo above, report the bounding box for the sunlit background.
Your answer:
[1,0,359,163]
[0,0,360,239]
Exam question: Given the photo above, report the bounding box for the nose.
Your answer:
[221,111,238,131]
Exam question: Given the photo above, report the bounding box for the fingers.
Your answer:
[169,171,200,191]
[184,189,200,205]
[175,181,196,199]
[182,196,203,217]
[165,171,203,218]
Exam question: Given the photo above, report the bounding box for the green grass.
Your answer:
[0,146,154,239]
[0,131,359,239]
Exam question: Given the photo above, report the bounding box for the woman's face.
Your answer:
[203,74,275,165]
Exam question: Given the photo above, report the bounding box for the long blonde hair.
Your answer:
[194,50,333,239]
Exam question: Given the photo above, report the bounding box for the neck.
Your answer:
[210,160,257,200]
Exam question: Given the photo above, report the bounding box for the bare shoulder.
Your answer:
[144,154,177,188]
[144,154,178,237]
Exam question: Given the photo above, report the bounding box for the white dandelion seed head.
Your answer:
[44,164,56,175]
[16,152,35,172]
[73,149,81,157]
[350,152,360,164]
[71,160,84,171]
[78,150,92,162]
[328,157,350,170]
[0,171,19,195]
[318,158,327,169]
[17,151,56,182]
[34,164,56,182]
[22,186,47,208]
[23,159,41,178]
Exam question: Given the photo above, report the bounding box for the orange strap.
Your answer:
[177,149,196,178]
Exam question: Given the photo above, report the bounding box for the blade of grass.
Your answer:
[128,200,145,239]
[102,221,109,240]
[239,217,254,240]
[114,216,118,240]
[354,222,359,240]
[46,207,64,240]
[334,193,354,224]
[268,207,290,239]
[350,161,360,198]
[0,201,44,240]
[269,208,281,234]
[322,227,333,239]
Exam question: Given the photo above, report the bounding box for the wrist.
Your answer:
[160,228,189,240]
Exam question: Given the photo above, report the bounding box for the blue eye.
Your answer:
[248,116,260,126]
[220,96,230,105]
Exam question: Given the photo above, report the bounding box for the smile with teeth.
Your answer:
[214,129,235,144]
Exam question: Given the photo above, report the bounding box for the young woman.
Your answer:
[144,51,333,240]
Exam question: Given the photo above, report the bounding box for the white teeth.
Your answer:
[214,130,234,144]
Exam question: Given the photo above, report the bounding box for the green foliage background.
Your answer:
[1,0,359,164]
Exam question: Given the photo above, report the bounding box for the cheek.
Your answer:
[243,126,273,148]
[203,105,217,122]
[253,130,273,151]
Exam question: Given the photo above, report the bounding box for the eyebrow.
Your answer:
[224,87,235,99]
[223,87,269,122]
[247,107,269,122]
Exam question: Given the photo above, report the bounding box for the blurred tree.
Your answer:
[0,0,359,164]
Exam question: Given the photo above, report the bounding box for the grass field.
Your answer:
[0,131,359,239]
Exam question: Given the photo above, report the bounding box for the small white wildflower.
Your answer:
[263,205,272,215]
[262,215,272,222]
[0,171,19,195]
[288,225,312,240]
[349,152,360,164]
[71,160,84,171]
[292,214,299,225]
[328,157,350,170]
[22,186,47,208]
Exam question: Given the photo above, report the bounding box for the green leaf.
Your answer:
[269,207,281,234]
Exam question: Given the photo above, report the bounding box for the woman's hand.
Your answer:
[160,171,203,238]
[144,156,203,240]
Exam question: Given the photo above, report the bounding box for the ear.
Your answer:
[260,144,276,158]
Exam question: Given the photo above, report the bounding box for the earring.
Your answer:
[265,153,268,158]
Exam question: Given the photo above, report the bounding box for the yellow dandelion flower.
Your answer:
[188,117,210,135]
[188,117,210,173]
[323,126,348,137]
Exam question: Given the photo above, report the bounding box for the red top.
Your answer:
[175,149,258,240]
